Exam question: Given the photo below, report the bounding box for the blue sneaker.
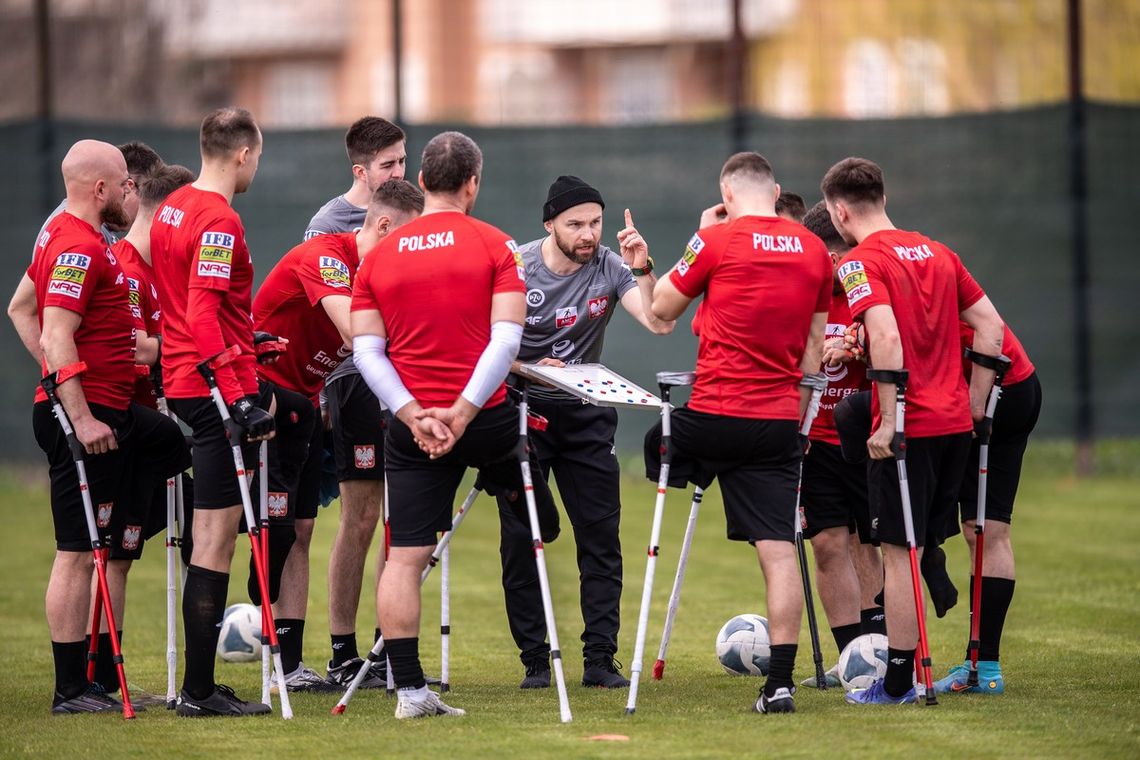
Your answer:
[934,660,1004,694]
[845,678,918,705]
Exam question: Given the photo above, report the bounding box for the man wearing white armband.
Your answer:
[349,131,559,720]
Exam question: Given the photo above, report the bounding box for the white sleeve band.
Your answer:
[460,321,523,409]
[352,334,415,414]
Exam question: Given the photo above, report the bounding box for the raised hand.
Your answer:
[616,208,648,269]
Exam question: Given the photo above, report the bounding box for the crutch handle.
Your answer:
[656,370,696,387]
[195,345,241,383]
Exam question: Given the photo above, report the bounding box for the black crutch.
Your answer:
[796,373,829,690]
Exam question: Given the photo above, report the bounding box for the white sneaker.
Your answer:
[394,687,466,719]
[272,662,344,694]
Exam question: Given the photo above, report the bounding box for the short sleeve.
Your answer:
[41,243,107,315]
[605,249,637,299]
[668,228,719,298]
[838,249,889,320]
[492,237,527,295]
[189,215,243,292]
[350,253,380,313]
[299,242,353,306]
[954,253,985,311]
[812,243,831,313]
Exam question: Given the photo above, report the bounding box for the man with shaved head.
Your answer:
[24,140,188,713]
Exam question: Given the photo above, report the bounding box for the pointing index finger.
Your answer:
[624,208,633,228]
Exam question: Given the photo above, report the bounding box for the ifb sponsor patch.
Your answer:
[197,230,235,279]
[507,239,526,281]
[555,306,578,328]
[318,256,351,289]
[97,502,113,529]
[267,492,288,518]
[676,234,704,277]
[121,525,141,551]
[838,260,872,305]
[47,253,93,299]
[587,295,609,320]
[354,445,376,470]
[127,277,143,319]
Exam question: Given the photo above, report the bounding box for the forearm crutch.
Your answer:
[626,370,695,715]
[257,440,272,706]
[41,366,135,719]
[150,362,185,709]
[196,349,293,719]
[653,485,703,680]
[425,483,480,695]
[796,374,829,690]
[867,368,936,706]
[962,350,1011,688]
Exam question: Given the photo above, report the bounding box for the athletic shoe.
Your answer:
[424,673,443,686]
[51,683,122,714]
[327,657,386,689]
[934,660,1004,695]
[799,663,841,688]
[845,678,918,704]
[274,662,344,693]
[175,684,271,717]
[394,687,465,719]
[520,659,551,689]
[753,686,796,714]
[582,656,630,688]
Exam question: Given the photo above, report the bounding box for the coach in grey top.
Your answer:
[499,176,674,690]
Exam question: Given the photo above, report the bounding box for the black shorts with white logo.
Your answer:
[168,396,262,510]
[802,439,874,543]
[33,400,189,557]
[326,372,386,483]
[867,431,972,548]
[262,380,321,522]
[644,407,801,543]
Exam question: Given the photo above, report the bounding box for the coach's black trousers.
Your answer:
[497,399,623,664]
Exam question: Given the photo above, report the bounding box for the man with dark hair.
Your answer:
[820,157,1005,706]
[794,201,882,687]
[350,130,558,719]
[252,180,424,692]
[24,139,188,713]
[647,152,831,715]
[498,176,674,690]
[775,192,806,223]
[152,106,275,717]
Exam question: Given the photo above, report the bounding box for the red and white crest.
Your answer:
[97,502,113,528]
[587,296,609,320]
[354,445,376,470]
[121,525,141,551]
[267,492,288,518]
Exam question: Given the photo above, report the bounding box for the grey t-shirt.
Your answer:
[306,195,367,384]
[34,199,119,259]
[518,238,638,401]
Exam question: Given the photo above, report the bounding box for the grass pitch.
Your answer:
[0,441,1137,758]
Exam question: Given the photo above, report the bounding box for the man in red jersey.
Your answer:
[251,179,424,692]
[821,157,1005,706]
[26,140,187,714]
[797,201,883,687]
[351,131,558,719]
[151,107,276,717]
[647,152,831,716]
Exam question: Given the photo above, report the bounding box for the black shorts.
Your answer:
[867,432,972,548]
[644,407,801,543]
[955,372,1042,527]
[168,396,262,510]
[262,381,321,522]
[326,372,386,483]
[33,400,189,557]
[802,439,874,543]
[834,389,872,465]
[385,401,557,547]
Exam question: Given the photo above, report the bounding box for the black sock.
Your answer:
[331,633,359,666]
[93,631,121,693]
[884,647,915,697]
[385,637,425,690]
[979,577,1015,662]
[52,640,89,699]
[861,606,887,635]
[181,564,229,700]
[276,618,305,674]
[763,644,797,696]
[921,544,958,618]
[831,623,863,655]
[874,588,884,607]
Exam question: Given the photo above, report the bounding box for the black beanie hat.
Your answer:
[542,175,605,222]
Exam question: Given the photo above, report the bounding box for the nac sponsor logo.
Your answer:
[555,306,578,328]
[318,256,351,289]
[397,230,455,252]
[198,230,235,279]
[752,233,804,253]
[838,261,872,305]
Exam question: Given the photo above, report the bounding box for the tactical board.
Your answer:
[516,363,662,409]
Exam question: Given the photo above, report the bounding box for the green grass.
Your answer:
[1,440,1138,758]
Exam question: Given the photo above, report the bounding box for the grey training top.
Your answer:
[34,199,119,259]
[517,238,638,402]
[307,195,367,385]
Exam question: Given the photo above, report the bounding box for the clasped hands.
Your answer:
[398,398,480,459]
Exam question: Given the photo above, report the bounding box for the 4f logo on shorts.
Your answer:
[267,492,288,518]
[121,525,141,551]
[97,502,113,529]
[354,445,376,470]
[555,306,578,328]
[587,296,609,320]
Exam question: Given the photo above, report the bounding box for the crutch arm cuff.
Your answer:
[41,361,89,395]
[867,368,909,386]
[799,372,828,392]
[963,348,1012,374]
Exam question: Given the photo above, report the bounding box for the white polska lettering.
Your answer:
[398,230,455,253]
[893,244,934,262]
[752,233,804,253]
[158,205,185,228]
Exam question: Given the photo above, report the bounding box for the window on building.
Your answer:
[263,61,336,128]
[844,39,895,118]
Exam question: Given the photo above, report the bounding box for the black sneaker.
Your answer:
[175,684,271,717]
[327,657,387,689]
[753,686,796,714]
[51,683,122,715]
[520,659,551,689]
[582,656,630,688]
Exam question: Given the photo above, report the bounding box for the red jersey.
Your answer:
[151,185,257,403]
[254,232,360,402]
[351,211,525,409]
[668,216,831,420]
[959,322,1035,386]
[114,239,162,408]
[811,290,870,445]
[28,213,136,409]
[841,229,985,437]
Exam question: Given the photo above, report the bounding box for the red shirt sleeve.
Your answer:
[954,253,985,311]
[189,216,243,293]
[350,253,380,313]
[299,244,354,306]
[839,247,889,320]
[812,241,831,313]
[187,287,242,403]
[668,227,720,298]
[41,243,107,316]
[491,236,526,295]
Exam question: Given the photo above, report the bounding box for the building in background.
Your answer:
[0,0,1137,127]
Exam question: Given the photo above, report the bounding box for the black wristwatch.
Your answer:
[630,257,654,277]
